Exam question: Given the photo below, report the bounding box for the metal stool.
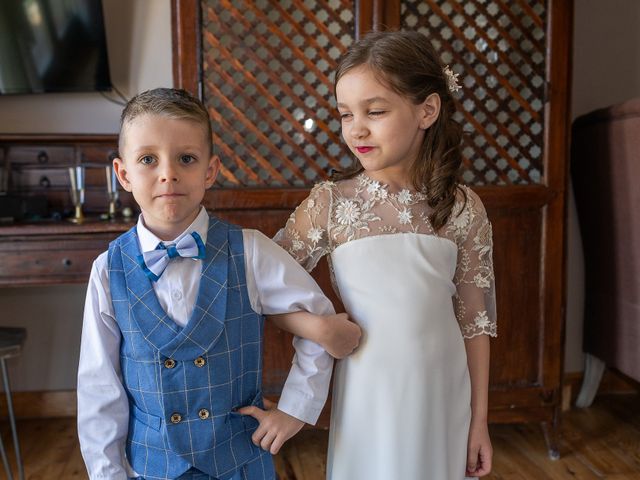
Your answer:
[0,327,26,480]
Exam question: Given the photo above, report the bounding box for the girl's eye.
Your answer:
[180,154,196,164]
[369,111,386,117]
[140,155,155,165]
[339,112,353,121]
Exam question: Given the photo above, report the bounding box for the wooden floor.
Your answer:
[0,393,638,479]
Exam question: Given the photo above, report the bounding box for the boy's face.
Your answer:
[114,114,219,240]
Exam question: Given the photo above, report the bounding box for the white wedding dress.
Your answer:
[276,173,497,480]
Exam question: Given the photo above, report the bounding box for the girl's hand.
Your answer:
[466,418,493,477]
[238,398,304,455]
[319,313,362,358]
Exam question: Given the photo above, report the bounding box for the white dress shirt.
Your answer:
[77,207,334,479]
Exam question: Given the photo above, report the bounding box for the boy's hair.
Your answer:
[333,30,464,231]
[119,88,213,155]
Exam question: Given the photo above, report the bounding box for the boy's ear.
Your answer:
[112,158,133,192]
[419,93,441,130]
[205,155,220,188]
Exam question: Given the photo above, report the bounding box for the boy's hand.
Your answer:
[466,418,493,477]
[319,313,362,359]
[238,398,304,455]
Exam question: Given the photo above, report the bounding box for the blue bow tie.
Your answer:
[138,231,206,282]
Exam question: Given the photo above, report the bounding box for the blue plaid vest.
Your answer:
[108,217,275,480]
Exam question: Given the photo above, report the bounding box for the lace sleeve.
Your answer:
[273,182,333,273]
[452,188,497,339]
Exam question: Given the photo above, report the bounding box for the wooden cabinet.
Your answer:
[0,135,137,285]
[172,0,574,455]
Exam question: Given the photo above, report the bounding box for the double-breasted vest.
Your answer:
[108,217,275,480]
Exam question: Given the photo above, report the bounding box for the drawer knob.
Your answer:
[62,258,72,267]
[37,151,49,164]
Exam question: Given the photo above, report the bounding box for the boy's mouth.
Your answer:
[355,146,374,154]
[156,193,185,198]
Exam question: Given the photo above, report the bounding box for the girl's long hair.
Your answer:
[332,30,464,230]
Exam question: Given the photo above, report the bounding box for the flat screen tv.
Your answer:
[0,0,112,95]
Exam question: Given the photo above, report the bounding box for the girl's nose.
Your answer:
[349,118,368,139]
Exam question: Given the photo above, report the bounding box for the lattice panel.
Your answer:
[403,0,547,185]
[201,0,355,187]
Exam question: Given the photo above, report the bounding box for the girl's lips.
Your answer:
[356,146,374,153]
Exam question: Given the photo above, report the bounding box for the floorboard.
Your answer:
[0,393,638,479]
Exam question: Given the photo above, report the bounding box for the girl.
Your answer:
[275,31,497,479]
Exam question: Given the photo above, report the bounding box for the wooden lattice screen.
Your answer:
[201,0,546,187]
[402,0,547,185]
[201,0,355,187]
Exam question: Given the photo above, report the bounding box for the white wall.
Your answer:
[571,0,640,119]
[0,0,172,391]
[0,0,172,134]
[565,0,640,372]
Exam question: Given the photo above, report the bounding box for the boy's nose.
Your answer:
[159,164,179,183]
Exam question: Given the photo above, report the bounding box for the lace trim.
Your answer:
[278,173,497,338]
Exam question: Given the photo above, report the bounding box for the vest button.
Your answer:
[164,358,176,369]
[194,356,206,367]
[170,413,182,424]
[198,408,210,420]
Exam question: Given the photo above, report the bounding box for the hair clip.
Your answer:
[443,65,461,93]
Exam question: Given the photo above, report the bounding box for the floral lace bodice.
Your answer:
[275,173,497,339]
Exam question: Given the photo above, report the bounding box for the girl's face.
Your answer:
[336,65,439,187]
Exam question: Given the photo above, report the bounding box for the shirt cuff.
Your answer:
[277,388,326,425]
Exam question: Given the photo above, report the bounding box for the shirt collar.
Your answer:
[136,206,209,252]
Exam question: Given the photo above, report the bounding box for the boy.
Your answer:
[77,88,359,480]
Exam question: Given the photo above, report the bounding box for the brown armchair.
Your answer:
[571,98,640,405]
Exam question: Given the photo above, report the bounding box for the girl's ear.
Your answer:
[113,158,132,192]
[205,155,221,188]
[419,93,441,130]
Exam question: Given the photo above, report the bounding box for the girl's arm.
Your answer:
[269,311,361,359]
[465,335,490,423]
[464,335,492,477]
[452,188,496,477]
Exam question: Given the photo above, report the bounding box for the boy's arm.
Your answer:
[77,253,131,480]
[244,229,334,422]
[269,311,361,359]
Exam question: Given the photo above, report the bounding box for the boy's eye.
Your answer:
[369,110,386,117]
[180,154,196,164]
[339,112,353,121]
[140,155,155,165]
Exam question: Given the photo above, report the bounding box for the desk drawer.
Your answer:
[0,234,116,286]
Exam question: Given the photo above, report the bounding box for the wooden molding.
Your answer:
[356,0,400,36]
[0,134,117,144]
[563,369,639,403]
[2,369,637,420]
[535,0,574,420]
[0,390,76,419]
[171,0,201,96]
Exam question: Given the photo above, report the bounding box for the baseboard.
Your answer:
[1,370,638,420]
[563,368,639,408]
[0,390,76,418]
